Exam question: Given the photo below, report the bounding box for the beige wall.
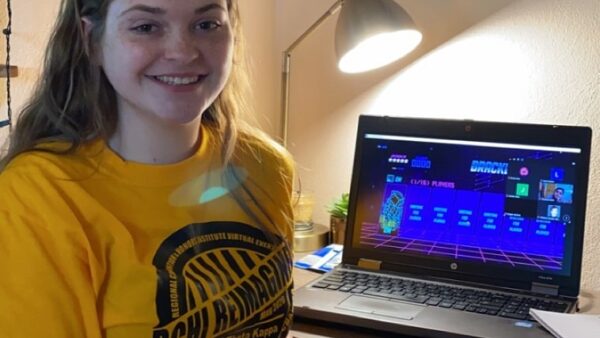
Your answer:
[284,0,600,290]
[238,0,278,136]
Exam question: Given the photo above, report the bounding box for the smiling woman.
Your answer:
[95,0,235,162]
[0,1,295,337]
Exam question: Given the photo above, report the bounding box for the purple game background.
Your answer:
[354,137,579,274]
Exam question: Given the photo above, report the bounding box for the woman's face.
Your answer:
[97,0,233,126]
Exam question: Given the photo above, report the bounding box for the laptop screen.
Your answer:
[345,116,591,295]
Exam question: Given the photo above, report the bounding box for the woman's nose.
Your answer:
[163,31,200,64]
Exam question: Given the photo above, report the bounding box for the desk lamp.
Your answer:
[280,0,422,251]
[280,0,422,146]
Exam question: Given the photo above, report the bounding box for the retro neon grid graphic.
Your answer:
[354,135,580,274]
[361,183,566,271]
[360,222,563,271]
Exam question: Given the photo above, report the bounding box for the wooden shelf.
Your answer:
[0,65,18,78]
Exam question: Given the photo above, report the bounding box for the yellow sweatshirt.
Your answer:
[0,127,294,338]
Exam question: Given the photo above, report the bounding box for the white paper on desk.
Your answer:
[529,309,600,338]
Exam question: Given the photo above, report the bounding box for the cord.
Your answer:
[1,0,13,130]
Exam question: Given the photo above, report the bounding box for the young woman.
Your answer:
[0,1,295,337]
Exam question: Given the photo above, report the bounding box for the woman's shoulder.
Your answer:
[0,140,102,182]
[236,129,294,174]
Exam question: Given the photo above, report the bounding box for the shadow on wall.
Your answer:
[285,0,517,137]
[344,0,519,111]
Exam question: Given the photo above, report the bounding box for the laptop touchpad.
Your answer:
[336,295,424,320]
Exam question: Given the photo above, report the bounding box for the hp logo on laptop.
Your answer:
[450,263,458,270]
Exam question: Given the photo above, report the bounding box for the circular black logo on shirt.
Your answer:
[152,222,293,338]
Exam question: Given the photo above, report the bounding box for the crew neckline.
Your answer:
[85,125,219,187]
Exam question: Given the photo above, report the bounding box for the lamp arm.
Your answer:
[280,0,343,147]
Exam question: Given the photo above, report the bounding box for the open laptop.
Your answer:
[294,115,592,338]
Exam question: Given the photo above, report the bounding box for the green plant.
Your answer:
[326,193,349,219]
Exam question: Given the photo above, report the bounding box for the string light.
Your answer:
[1,0,13,130]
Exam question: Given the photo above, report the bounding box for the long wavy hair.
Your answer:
[0,0,293,245]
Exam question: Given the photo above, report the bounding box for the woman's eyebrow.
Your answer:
[194,3,227,15]
[119,5,165,17]
[119,3,226,18]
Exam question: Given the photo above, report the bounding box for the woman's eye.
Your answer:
[196,21,221,31]
[131,23,158,34]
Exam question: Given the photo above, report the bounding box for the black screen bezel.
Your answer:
[342,115,591,297]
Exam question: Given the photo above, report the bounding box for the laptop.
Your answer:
[294,115,592,338]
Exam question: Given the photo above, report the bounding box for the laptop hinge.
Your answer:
[357,258,382,271]
[531,282,559,296]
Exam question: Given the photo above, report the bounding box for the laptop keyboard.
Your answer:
[310,270,570,321]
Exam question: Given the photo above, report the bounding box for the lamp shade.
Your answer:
[335,0,422,73]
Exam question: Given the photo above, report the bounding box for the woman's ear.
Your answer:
[81,17,102,64]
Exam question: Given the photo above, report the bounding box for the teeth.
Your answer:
[154,75,200,85]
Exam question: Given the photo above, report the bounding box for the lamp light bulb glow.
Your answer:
[338,30,422,73]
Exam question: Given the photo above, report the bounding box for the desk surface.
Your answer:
[289,266,600,338]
